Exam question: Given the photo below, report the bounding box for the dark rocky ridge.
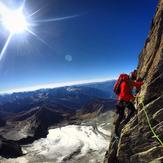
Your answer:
[0,136,22,158]
[104,0,163,162]
[80,99,115,115]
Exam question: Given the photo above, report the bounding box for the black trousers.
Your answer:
[114,100,136,136]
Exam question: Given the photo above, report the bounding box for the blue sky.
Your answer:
[0,0,158,93]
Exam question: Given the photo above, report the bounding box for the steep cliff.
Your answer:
[104,0,163,162]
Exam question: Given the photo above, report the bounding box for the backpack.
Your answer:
[113,74,129,95]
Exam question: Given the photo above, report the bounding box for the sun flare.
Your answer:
[1,9,28,34]
[0,1,80,61]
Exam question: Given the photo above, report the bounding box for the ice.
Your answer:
[23,124,110,162]
[0,157,28,163]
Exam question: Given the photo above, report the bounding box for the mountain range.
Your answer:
[0,80,116,161]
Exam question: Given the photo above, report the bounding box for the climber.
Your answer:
[129,69,137,81]
[113,72,143,138]
[129,69,144,93]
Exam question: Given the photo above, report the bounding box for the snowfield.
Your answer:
[0,111,113,163]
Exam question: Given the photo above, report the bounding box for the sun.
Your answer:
[1,9,28,34]
[0,1,80,61]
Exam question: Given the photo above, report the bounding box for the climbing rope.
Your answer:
[141,102,163,146]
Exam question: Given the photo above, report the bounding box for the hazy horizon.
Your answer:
[0,77,116,94]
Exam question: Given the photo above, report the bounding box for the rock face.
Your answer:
[104,0,163,162]
[0,136,22,158]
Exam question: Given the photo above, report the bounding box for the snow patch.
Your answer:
[23,125,110,162]
[0,157,28,163]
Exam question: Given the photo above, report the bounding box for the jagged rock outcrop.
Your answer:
[0,136,22,158]
[0,106,67,144]
[79,99,115,114]
[104,0,163,162]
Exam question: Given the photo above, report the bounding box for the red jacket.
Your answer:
[118,81,143,102]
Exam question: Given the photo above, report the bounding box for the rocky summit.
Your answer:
[104,0,163,163]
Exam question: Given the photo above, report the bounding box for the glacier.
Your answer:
[0,111,113,163]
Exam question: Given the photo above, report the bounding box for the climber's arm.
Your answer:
[132,81,144,88]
